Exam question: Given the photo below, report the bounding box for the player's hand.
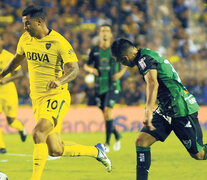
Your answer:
[0,73,4,86]
[91,68,99,76]
[0,73,3,80]
[143,111,156,131]
[0,79,6,85]
[46,80,61,89]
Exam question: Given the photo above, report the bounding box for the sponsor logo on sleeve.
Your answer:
[138,57,146,70]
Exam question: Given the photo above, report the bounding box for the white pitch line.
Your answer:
[7,153,32,157]
[5,153,61,161]
[0,160,8,162]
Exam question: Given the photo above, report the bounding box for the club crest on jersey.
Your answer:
[182,139,192,149]
[46,43,51,50]
[139,57,146,70]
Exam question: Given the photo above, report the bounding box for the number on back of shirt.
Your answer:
[164,59,181,83]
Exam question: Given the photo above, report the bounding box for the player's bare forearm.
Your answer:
[144,81,158,123]
[113,65,127,81]
[83,64,99,76]
[47,62,79,89]
[144,69,159,112]
[143,69,158,130]
[0,53,25,79]
[58,62,79,84]
[0,69,24,85]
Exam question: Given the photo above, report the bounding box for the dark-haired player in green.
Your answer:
[111,38,207,180]
[84,24,126,152]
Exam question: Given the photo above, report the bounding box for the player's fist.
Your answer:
[0,73,3,86]
[47,80,61,89]
[143,110,156,131]
[0,79,6,85]
[143,120,156,131]
[91,68,99,76]
[113,72,122,81]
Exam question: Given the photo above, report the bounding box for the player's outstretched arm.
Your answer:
[112,65,127,81]
[0,53,25,79]
[47,62,79,89]
[143,69,159,130]
[0,69,24,85]
[83,64,99,76]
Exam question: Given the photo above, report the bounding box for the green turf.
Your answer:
[0,131,206,180]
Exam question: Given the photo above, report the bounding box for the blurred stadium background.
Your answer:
[0,0,207,132]
[0,0,207,179]
[1,0,207,133]
[0,0,207,106]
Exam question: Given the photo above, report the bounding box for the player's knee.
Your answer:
[32,129,46,143]
[6,117,15,125]
[136,137,148,147]
[49,146,64,157]
[103,111,109,120]
[103,108,111,120]
[190,150,205,160]
[191,154,203,160]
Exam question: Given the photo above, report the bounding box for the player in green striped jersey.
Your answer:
[84,24,127,152]
[111,38,207,180]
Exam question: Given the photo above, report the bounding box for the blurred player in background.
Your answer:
[84,24,127,152]
[0,35,26,154]
[0,6,111,180]
[111,38,207,180]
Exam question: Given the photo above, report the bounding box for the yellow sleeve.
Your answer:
[5,50,14,61]
[58,37,78,63]
[16,34,25,55]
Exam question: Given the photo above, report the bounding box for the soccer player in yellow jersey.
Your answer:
[0,35,27,154]
[0,5,111,180]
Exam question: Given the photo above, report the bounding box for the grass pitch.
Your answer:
[0,131,206,180]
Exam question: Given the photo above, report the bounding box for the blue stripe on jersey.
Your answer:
[56,100,65,120]
[61,60,64,74]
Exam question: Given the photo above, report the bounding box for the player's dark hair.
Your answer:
[99,23,112,31]
[22,5,46,20]
[111,38,135,61]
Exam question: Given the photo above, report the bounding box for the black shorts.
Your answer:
[141,109,204,154]
[95,90,120,111]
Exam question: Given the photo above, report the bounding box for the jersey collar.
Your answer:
[47,28,52,35]
[133,48,142,65]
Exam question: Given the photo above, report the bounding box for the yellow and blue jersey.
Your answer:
[0,49,20,94]
[16,29,78,99]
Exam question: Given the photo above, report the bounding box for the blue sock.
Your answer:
[136,146,151,180]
